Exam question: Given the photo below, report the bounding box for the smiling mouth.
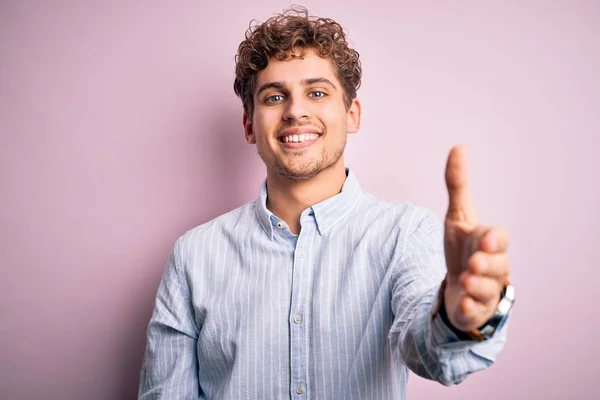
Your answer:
[278,133,321,143]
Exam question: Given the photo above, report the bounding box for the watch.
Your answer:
[432,276,515,342]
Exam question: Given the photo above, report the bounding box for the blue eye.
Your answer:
[266,94,284,103]
[310,91,326,98]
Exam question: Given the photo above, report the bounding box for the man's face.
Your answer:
[244,48,361,182]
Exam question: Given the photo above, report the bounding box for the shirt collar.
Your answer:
[255,168,364,239]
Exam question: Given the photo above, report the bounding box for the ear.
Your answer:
[243,112,256,144]
[346,97,362,134]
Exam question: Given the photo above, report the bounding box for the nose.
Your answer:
[282,96,310,122]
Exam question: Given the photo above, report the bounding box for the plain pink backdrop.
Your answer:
[1,1,598,399]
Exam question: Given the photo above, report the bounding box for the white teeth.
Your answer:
[282,133,319,143]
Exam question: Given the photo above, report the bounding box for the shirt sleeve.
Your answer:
[388,207,509,386]
[138,236,201,399]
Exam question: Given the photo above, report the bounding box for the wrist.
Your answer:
[434,278,475,340]
[432,275,515,342]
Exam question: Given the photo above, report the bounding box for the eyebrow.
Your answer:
[255,77,338,97]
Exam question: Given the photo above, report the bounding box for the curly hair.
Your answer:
[233,6,362,116]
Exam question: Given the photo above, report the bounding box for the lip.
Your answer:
[277,128,322,150]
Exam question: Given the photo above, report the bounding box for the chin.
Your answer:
[275,160,338,182]
[276,168,319,182]
[262,147,344,182]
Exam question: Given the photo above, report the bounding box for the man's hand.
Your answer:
[442,146,510,332]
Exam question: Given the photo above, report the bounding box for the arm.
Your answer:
[388,208,509,386]
[139,237,201,399]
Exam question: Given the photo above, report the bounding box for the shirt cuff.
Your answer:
[430,297,474,347]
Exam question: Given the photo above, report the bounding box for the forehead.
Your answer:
[255,49,340,88]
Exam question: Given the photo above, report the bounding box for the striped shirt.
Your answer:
[138,169,508,399]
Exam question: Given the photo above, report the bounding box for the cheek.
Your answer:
[253,110,280,134]
[319,102,348,124]
[321,112,348,135]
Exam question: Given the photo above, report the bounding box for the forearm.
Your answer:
[139,237,201,399]
[139,321,200,399]
[390,283,509,386]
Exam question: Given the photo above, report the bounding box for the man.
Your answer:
[139,7,513,399]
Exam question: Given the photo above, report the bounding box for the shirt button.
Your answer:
[296,385,304,394]
[276,222,284,229]
[293,315,302,324]
[297,249,305,258]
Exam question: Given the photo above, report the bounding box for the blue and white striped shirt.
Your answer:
[139,169,508,399]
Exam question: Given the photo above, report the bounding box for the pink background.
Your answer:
[1,1,598,399]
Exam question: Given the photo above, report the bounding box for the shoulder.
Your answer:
[357,193,444,275]
[358,192,442,235]
[173,200,258,256]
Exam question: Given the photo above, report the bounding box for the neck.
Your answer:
[266,160,347,235]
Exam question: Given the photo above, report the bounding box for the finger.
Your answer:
[466,251,510,280]
[460,273,504,304]
[445,146,477,223]
[480,227,509,254]
[453,296,488,329]
[466,226,508,254]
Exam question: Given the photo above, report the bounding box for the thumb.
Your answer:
[445,146,477,223]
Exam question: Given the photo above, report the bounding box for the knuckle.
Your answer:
[459,271,472,288]
[467,252,485,274]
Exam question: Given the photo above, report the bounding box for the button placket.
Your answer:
[288,223,312,399]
